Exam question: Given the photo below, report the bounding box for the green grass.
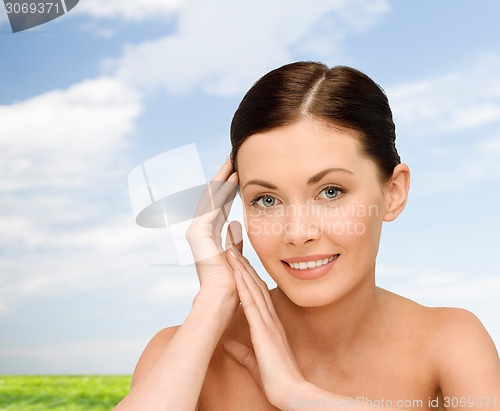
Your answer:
[0,375,131,411]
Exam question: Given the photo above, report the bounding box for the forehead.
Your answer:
[237,119,372,180]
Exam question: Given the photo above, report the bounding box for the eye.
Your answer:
[317,186,343,201]
[250,194,278,208]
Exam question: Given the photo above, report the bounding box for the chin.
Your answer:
[270,264,372,309]
[288,293,333,308]
[274,278,349,308]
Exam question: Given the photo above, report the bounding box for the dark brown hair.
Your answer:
[230,61,400,181]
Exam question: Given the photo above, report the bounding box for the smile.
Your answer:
[285,254,339,270]
[281,254,340,281]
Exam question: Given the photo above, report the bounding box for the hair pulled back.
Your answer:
[230,61,400,181]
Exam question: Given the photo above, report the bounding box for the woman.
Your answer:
[115,62,500,410]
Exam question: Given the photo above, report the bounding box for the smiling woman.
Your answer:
[236,120,396,307]
[114,62,500,411]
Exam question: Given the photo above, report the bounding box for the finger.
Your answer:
[225,220,243,251]
[192,162,237,219]
[233,266,265,321]
[195,172,238,220]
[223,339,261,386]
[230,253,277,320]
[233,266,275,330]
[204,173,238,219]
[242,267,277,326]
[238,255,270,292]
[208,171,237,210]
[211,175,238,235]
[211,156,234,184]
[233,270,301,381]
[189,172,238,248]
[187,172,239,263]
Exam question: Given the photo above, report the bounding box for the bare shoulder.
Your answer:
[131,325,181,387]
[386,290,498,361]
[427,307,500,402]
[381,289,500,403]
[424,306,499,363]
[422,306,498,359]
[384,289,500,400]
[381,289,497,349]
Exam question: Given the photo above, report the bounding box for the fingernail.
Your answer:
[229,249,237,259]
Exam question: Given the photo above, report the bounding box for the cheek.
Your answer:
[323,202,383,249]
[245,214,282,252]
[243,200,384,255]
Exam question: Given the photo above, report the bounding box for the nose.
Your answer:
[283,203,321,245]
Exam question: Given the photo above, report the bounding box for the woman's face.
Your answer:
[237,118,392,307]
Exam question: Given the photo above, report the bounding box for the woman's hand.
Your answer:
[185,157,242,307]
[224,248,306,409]
[115,160,243,411]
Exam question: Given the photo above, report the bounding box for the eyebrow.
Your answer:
[241,167,353,191]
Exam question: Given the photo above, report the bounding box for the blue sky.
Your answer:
[1,0,499,374]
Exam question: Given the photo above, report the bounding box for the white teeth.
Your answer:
[287,255,337,270]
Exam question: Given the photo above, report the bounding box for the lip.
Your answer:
[282,254,337,264]
[281,254,339,281]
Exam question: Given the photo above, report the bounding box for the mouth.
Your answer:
[283,254,339,270]
[281,254,340,280]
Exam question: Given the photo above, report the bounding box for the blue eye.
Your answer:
[251,195,276,208]
[319,186,342,200]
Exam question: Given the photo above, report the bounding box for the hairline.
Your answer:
[233,114,391,183]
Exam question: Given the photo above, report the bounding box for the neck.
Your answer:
[271,267,381,357]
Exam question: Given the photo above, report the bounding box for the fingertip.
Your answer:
[228,171,239,184]
[227,220,243,249]
[225,156,234,171]
[212,156,235,181]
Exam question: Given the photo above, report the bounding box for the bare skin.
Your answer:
[197,288,497,411]
[116,119,500,411]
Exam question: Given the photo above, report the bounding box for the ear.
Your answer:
[383,163,410,222]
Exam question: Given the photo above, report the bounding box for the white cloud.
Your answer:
[1,0,182,30]
[109,0,390,96]
[406,132,500,194]
[144,270,199,303]
[0,75,190,313]
[0,76,142,191]
[75,0,184,21]
[389,54,500,135]
[405,275,500,302]
[0,337,147,374]
[0,0,393,376]
[377,264,500,304]
[0,220,181,300]
[463,135,500,180]
[388,55,500,191]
